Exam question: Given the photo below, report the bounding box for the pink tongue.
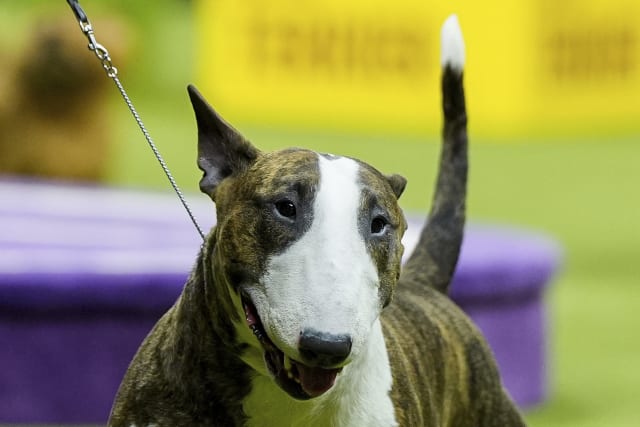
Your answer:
[296,364,340,397]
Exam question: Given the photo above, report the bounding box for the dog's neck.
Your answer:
[241,319,397,427]
[154,233,253,425]
[174,232,240,350]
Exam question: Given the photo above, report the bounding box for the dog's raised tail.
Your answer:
[402,15,468,295]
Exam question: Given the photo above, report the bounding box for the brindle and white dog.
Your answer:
[109,16,525,427]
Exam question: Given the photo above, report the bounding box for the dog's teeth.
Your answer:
[284,357,301,382]
[250,325,264,341]
[286,358,301,383]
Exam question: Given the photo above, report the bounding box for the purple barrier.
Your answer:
[0,180,561,424]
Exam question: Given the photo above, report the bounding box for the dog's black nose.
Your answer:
[298,329,352,367]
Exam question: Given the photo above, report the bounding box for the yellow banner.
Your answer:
[195,0,640,138]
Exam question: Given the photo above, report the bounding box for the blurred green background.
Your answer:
[1,1,639,426]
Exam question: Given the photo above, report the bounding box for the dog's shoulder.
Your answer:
[110,307,182,425]
[109,296,251,427]
[382,282,525,426]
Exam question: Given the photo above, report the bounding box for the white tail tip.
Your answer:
[440,14,465,72]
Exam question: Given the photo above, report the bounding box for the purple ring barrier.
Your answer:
[0,180,561,424]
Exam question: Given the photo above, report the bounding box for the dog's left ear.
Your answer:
[386,173,407,199]
[187,84,260,198]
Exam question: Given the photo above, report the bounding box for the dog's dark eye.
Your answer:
[275,200,296,219]
[371,216,387,235]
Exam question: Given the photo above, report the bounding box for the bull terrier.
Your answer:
[109,15,526,427]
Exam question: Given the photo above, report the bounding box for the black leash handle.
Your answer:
[66,0,89,26]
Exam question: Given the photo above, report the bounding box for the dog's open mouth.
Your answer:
[241,294,342,400]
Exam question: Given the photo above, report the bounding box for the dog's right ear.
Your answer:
[187,84,260,198]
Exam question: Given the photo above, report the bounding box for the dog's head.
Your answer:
[189,86,407,400]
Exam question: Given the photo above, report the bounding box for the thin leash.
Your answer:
[65,0,206,242]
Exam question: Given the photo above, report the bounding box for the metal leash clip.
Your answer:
[67,0,117,77]
[65,0,206,241]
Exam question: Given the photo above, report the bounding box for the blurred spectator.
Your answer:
[0,14,129,181]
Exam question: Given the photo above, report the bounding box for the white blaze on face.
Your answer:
[256,154,380,360]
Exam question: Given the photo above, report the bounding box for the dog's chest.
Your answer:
[242,321,398,427]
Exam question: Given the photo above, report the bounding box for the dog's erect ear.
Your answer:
[385,174,407,199]
[187,84,260,197]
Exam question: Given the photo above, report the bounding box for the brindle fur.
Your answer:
[380,66,524,426]
[109,239,251,426]
[109,63,525,427]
